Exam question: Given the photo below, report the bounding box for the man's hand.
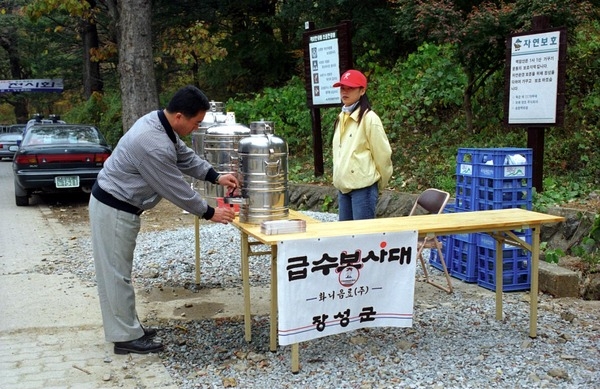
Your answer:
[210,206,236,224]
[217,173,239,191]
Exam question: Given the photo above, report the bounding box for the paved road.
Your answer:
[0,161,177,388]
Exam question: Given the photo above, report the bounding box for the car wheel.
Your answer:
[15,194,29,206]
[14,178,29,206]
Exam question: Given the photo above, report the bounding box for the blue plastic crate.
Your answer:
[428,235,449,271]
[471,148,533,180]
[455,174,476,211]
[475,177,532,211]
[429,204,454,272]
[454,205,472,213]
[455,150,478,211]
[476,232,532,292]
[447,234,478,283]
[456,149,479,174]
[456,148,532,212]
[476,161,532,180]
[474,200,531,211]
[476,177,532,193]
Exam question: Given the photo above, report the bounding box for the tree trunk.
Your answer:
[463,71,474,134]
[82,16,103,98]
[117,0,158,132]
[0,29,29,123]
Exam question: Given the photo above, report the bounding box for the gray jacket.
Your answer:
[96,110,216,218]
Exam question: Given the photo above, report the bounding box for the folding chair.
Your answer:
[409,188,453,293]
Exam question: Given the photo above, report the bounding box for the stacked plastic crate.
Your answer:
[450,148,533,291]
[428,204,453,272]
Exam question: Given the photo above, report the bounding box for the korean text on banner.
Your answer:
[0,79,64,93]
[277,231,418,345]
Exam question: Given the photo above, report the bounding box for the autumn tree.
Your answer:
[25,0,109,98]
[0,1,30,122]
[151,0,228,95]
[0,0,83,122]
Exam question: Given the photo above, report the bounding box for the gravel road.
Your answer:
[50,210,600,389]
[2,156,597,389]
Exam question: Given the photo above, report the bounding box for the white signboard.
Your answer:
[508,31,560,124]
[309,32,341,105]
[277,231,418,345]
[0,79,63,93]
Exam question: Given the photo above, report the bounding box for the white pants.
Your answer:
[89,195,144,342]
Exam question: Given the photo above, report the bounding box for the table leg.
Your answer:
[241,231,252,342]
[495,237,503,320]
[194,216,201,285]
[270,244,278,352]
[529,226,540,338]
[291,343,299,373]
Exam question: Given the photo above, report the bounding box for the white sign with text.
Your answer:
[308,32,341,105]
[277,231,418,345]
[508,31,560,124]
[0,79,63,93]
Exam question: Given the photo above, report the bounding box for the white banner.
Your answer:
[277,231,418,345]
[0,79,63,93]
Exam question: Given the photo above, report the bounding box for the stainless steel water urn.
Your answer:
[191,101,228,158]
[249,119,274,135]
[191,102,229,197]
[202,123,251,207]
[238,121,289,224]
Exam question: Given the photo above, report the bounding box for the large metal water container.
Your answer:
[191,101,229,157]
[202,123,251,207]
[191,102,229,197]
[238,121,289,223]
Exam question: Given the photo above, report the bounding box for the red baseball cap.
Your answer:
[333,69,367,88]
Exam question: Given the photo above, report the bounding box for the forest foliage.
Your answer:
[0,0,599,206]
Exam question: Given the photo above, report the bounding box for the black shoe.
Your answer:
[114,336,164,355]
[143,327,158,339]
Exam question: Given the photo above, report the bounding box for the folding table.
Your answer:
[231,208,564,373]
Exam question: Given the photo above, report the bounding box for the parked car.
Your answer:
[0,133,23,160]
[23,115,66,136]
[1,124,26,134]
[12,124,112,206]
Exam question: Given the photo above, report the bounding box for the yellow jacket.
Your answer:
[332,109,393,194]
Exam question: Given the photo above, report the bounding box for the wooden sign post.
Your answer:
[504,16,567,192]
[302,20,353,176]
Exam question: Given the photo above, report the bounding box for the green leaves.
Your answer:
[373,42,466,133]
[532,178,594,212]
[541,242,565,264]
[226,76,338,156]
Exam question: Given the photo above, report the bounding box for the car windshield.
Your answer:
[22,126,105,146]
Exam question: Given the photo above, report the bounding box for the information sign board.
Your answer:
[504,28,566,126]
[308,32,341,106]
[303,22,352,108]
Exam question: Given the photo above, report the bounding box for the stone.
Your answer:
[538,261,580,298]
[581,273,600,300]
[547,367,569,379]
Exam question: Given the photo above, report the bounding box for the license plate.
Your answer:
[55,176,80,188]
[8,145,18,151]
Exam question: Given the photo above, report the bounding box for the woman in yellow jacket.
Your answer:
[332,69,393,221]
